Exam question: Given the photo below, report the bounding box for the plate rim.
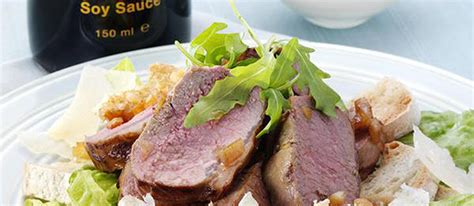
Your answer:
[1,39,473,204]
[1,41,472,105]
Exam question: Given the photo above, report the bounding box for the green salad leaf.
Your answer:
[175,22,248,68]
[67,166,119,206]
[257,89,289,137]
[110,57,141,85]
[420,111,459,138]
[111,57,135,72]
[184,53,276,128]
[419,110,474,171]
[229,0,264,57]
[430,194,474,206]
[24,199,63,206]
[180,0,343,134]
[400,110,474,171]
[398,132,414,146]
[289,38,344,117]
[270,38,298,88]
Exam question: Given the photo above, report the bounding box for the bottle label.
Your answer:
[79,0,166,49]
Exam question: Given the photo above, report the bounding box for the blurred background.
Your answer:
[0,0,472,94]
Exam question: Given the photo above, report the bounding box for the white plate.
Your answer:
[1,41,473,205]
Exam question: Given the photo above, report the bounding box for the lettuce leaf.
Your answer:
[111,57,135,72]
[419,110,474,171]
[67,166,119,206]
[398,132,414,146]
[108,57,141,87]
[430,194,474,206]
[24,198,63,206]
[413,126,474,194]
[419,111,458,139]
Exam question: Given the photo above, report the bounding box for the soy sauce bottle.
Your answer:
[28,0,190,72]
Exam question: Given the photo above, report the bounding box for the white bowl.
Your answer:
[282,0,397,29]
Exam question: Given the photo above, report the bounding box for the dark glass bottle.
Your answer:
[27,0,190,72]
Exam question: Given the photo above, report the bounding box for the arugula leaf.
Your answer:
[176,22,248,68]
[191,22,228,50]
[175,41,206,67]
[291,38,343,117]
[270,38,298,88]
[229,0,263,57]
[181,2,344,135]
[233,57,258,67]
[223,33,248,67]
[257,89,289,137]
[184,54,276,128]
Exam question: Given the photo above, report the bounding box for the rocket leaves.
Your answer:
[291,39,344,117]
[183,52,276,128]
[179,0,344,136]
[257,89,289,137]
[175,22,248,68]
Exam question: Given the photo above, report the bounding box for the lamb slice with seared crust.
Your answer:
[130,66,266,204]
[213,163,270,206]
[86,107,153,172]
[264,96,360,206]
[119,161,207,206]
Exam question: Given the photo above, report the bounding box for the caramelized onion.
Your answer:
[72,142,91,160]
[328,191,346,206]
[350,98,373,132]
[218,138,245,167]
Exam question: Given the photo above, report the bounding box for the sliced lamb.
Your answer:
[119,162,207,206]
[85,107,153,172]
[119,161,153,200]
[264,96,360,205]
[130,66,266,203]
[213,163,270,206]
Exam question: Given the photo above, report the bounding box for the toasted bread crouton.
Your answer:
[354,78,420,140]
[23,162,85,204]
[434,185,460,201]
[360,142,439,204]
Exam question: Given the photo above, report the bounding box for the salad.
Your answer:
[20,1,473,206]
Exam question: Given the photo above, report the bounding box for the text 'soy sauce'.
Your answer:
[28,0,190,72]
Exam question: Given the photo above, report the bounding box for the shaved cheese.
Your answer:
[47,66,137,146]
[413,126,474,194]
[313,199,330,206]
[19,131,72,159]
[389,184,429,206]
[118,193,155,206]
[238,192,258,206]
[106,70,138,92]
